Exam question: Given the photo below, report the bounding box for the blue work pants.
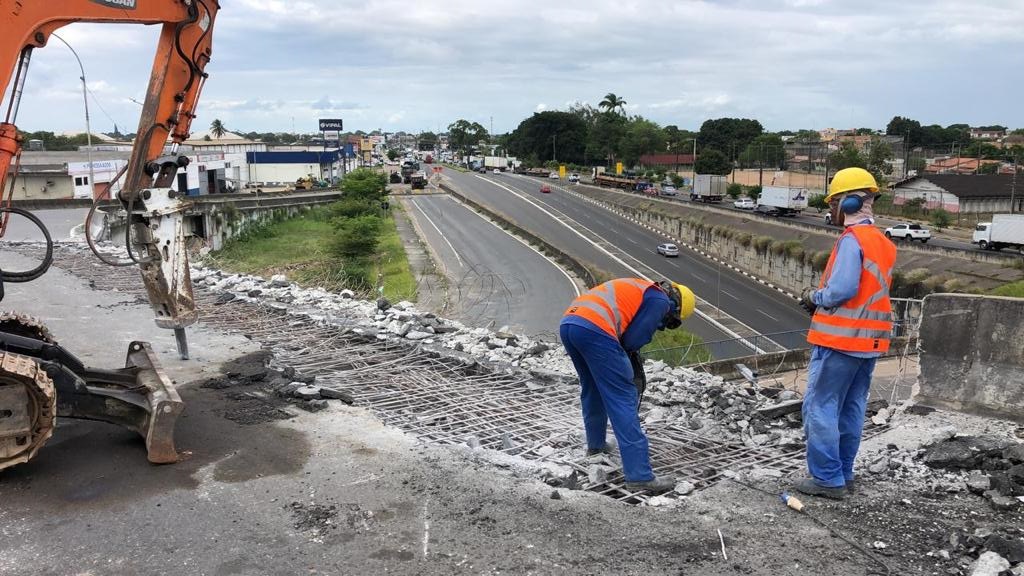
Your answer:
[802,346,877,487]
[559,323,654,482]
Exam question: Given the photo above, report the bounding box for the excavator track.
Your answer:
[0,312,56,344]
[0,350,56,471]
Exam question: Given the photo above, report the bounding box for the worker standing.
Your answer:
[795,167,896,500]
[560,278,696,494]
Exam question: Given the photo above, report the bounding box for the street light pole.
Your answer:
[52,33,94,199]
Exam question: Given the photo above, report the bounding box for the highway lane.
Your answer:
[445,171,777,356]
[403,194,578,339]
[498,175,811,348]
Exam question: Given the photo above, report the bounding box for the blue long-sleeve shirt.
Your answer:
[561,287,672,352]
[812,226,878,358]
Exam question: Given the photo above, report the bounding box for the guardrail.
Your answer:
[643,298,924,372]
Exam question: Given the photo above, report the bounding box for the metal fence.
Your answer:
[645,298,924,367]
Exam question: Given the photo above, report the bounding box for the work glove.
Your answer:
[628,351,647,413]
[799,287,818,316]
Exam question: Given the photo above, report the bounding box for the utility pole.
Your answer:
[758,142,764,188]
[1011,154,1019,213]
[52,34,94,199]
[553,133,557,164]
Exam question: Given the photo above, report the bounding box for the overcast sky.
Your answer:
[10,0,1023,136]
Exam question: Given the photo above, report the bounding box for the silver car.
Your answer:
[656,243,679,257]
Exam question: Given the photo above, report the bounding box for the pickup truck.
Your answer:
[885,223,931,243]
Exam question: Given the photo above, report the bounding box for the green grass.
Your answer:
[990,280,1024,298]
[209,205,417,301]
[373,213,418,302]
[641,328,713,366]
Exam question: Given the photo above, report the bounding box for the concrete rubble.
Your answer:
[187,264,871,452]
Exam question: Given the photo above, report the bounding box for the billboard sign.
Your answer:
[319,119,344,131]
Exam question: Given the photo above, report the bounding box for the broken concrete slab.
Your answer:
[922,435,1018,469]
[968,551,1010,576]
[755,399,803,419]
[293,385,322,400]
[319,388,355,404]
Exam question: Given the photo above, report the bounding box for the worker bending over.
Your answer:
[796,167,896,500]
[560,278,696,494]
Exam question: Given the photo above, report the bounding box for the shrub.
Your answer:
[811,252,830,271]
[736,232,753,247]
[726,183,743,200]
[930,208,952,231]
[342,168,387,200]
[330,215,382,259]
[330,197,377,219]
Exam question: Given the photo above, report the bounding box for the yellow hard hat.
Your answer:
[825,167,879,203]
[659,280,695,321]
[674,283,696,320]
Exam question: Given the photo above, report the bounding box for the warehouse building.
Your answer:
[893,174,1023,214]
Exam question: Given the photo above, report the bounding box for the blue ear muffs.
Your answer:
[840,194,864,214]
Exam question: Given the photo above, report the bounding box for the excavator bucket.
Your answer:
[64,341,183,465]
[0,327,184,470]
[115,341,184,464]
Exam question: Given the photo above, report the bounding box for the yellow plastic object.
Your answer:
[826,167,879,203]
[781,492,805,512]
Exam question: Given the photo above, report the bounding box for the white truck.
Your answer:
[691,174,727,203]
[973,214,1024,252]
[758,186,809,216]
[483,156,510,171]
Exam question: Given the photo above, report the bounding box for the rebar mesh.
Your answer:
[33,246,888,503]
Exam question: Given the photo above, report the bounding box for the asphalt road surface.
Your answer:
[0,207,89,242]
[446,171,810,353]
[402,194,578,338]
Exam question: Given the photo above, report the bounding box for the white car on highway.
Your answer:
[568,173,580,183]
[656,243,679,257]
[492,169,501,175]
[734,197,755,210]
[885,223,931,243]
[548,172,560,179]
[660,185,678,196]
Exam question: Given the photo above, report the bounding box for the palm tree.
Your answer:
[599,93,627,115]
[210,119,226,139]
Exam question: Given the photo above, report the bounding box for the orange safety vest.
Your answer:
[807,224,897,353]
[563,278,657,339]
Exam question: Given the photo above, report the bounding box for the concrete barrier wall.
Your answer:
[106,191,342,251]
[914,294,1024,422]
[610,200,823,295]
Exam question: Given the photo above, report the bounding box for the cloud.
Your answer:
[9,0,1023,134]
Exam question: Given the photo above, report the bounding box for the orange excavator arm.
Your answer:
[0,0,219,202]
[1,0,220,359]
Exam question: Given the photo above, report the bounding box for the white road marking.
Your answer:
[722,290,739,300]
[758,310,779,321]
[410,198,464,269]
[475,175,767,353]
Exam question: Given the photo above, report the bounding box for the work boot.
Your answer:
[586,445,615,457]
[625,475,676,495]
[793,478,846,500]
[845,478,857,495]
